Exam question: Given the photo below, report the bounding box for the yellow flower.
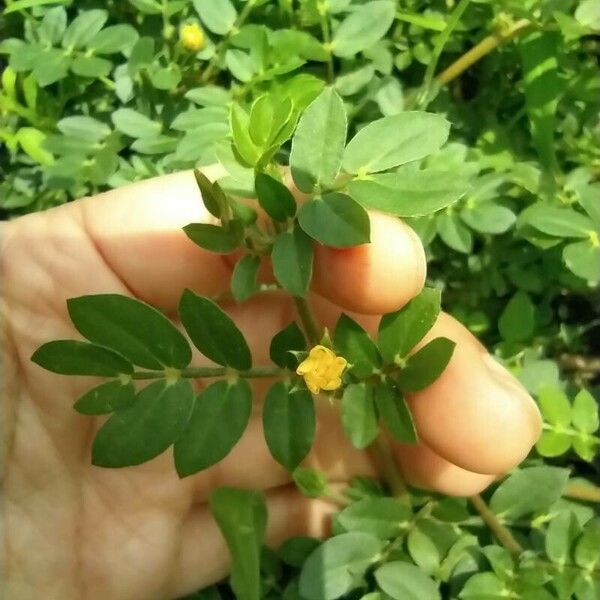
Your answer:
[180,22,205,52]
[296,345,347,394]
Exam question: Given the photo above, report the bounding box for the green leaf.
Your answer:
[263,382,316,471]
[546,510,581,564]
[437,211,473,253]
[32,340,133,376]
[38,7,67,45]
[74,379,136,415]
[193,169,228,219]
[461,204,516,235]
[490,466,570,519]
[88,24,138,54]
[343,112,450,174]
[174,379,252,476]
[131,135,178,155]
[254,173,296,221]
[519,31,561,171]
[538,386,571,427]
[57,116,111,142]
[32,48,70,86]
[293,467,328,498]
[4,0,69,14]
[348,170,468,216]
[563,241,600,285]
[396,337,455,393]
[179,290,252,370]
[334,314,381,378]
[571,389,599,434]
[331,1,396,58]
[272,228,314,297]
[341,383,379,449]
[71,55,112,77]
[519,204,595,239]
[17,127,53,165]
[231,255,260,302]
[92,378,195,467]
[498,291,535,343]
[337,497,412,539]
[290,87,347,193]
[574,518,600,570]
[183,223,239,253]
[536,431,572,457]
[407,527,441,575]
[459,572,506,599]
[375,561,440,600]
[378,288,441,362]
[374,383,417,443]
[111,108,161,139]
[481,546,513,581]
[62,10,108,49]
[230,103,261,166]
[68,294,191,370]
[210,487,266,600]
[193,0,237,35]
[270,322,306,370]
[299,532,383,600]
[298,193,370,247]
[186,85,231,106]
[279,537,321,568]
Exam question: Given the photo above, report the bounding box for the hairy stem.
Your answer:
[369,434,409,500]
[318,1,334,83]
[293,296,321,345]
[131,366,284,380]
[469,494,523,555]
[564,482,600,503]
[435,18,532,86]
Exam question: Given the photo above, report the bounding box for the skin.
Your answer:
[1,170,542,600]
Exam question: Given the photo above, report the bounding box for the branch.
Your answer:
[470,494,523,555]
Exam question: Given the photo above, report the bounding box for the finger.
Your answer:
[406,313,542,475]
[394,441,496,496]
[312,212,427,315]
[171,486,336,598]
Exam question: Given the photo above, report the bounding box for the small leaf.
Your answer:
[375,561,440,600]
[490,466,569,519]
[293,467,329,498]
[298,193,370,247]
[343,112,450,174]
[341,383,379,449]
[174,380,252,476]
[563,240,600,285]
[112,108,161,139]
[230,103,261,166]
[74,379,135,415]
[193,0,237,35]
[231,255,260,302]
[194,169,227,219]
[62,10,108,49]
[290,87,347,193]
[270,322,306,369]
[374,383,417,443]
[210,487,266,600]
[571,389,599,434]
[348,170,468,216]
[378,287,441,362]
[334,314,382,378]
[574,518,600,569]
[254,173,296,221]
[519,204,594,239]
[88,24,138,54]
[299,532,383,600]
[498,291,535,343]
[536,431,572,457]
[407,527,441,575]
[32,340,133,376]
[538,386,571,427]
[461,204,516,234]
[437,211,473,253]
[279,537,321,568]
[57,116,111,142]
[183,223,239,253]
[545,511,581,565]
[337,497,412,539]
[92,378,195,467]
[68,294,191,370]
[179,290,252,370]
[396,337,456,393]
[263,382,316,471]
[272,227,314,297]
[332,1,396,58]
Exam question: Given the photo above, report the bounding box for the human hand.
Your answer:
[1,170,541,600]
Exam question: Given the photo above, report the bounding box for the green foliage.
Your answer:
[10,0,600,598]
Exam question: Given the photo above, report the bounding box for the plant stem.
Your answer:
[369,434,409,500]
[293,296,321,345]
[416,0,472,108]
[318,1,334,83]
[200,0,257,83]
[469,494,523,555]
[435,18,532,86]
[564,482,600,503]
[131,366,284,380]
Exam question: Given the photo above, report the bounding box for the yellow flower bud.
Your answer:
[296,345,347,394]
[180,22,205,52]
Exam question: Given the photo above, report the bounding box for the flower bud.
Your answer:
[180,22,205,52]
